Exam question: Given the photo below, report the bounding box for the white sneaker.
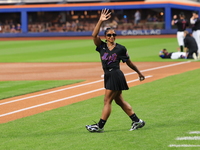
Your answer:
[193,53,197,60]
[85,124,104,133]
[130,119,145,131]
[198,54,200,59]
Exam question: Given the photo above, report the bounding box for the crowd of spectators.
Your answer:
[0,10,164,33]
[0,17,21,33]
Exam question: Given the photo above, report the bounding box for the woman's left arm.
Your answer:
[126,59,145,81]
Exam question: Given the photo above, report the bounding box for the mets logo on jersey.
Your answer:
[101,53,117,65]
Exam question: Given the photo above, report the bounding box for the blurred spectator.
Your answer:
[4,25,10,33]
[101,21,110,31]
[71,20,78,31]
[51,24,57,32]
[75,20,80,31]
[37,23,44,32]
[109,19,118,29]
[16,23,21,33]
[59,12,66,24]
[152,15,158,22]
[66,21,72,31]
[146,14,153,22]
[134,10,141,25]
[9,19,14,27]
[10,24,16,33]
[62,23,66,32]
[122,15,128,23]
[77,25,85,32]
[53,15,62,24]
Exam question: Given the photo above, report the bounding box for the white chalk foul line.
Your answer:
[0,61,190,106]
[169,144,200,147]
[189,131,200,134]
[176,136,200,140]
[0,75,152,117]
[169,131,200,148]
[124,61,191,76]
[0,79,103,106]
[0,88,104,117]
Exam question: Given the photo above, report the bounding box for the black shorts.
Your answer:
[104,69,129,91]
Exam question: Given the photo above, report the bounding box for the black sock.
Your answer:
[129,113,140,122]
[180,46,183,52]
[98,119,106,129]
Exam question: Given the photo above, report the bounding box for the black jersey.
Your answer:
[184,34,198,51]
[174,19,189,31]
[192,18,200,31]
[96,41,129,72]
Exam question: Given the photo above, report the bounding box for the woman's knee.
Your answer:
[114,97,125,106]
[104,90,119,104]
[103,98,112,105]
[115,98,132,109]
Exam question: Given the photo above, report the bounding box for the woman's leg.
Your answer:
[85,89,119,132]
[95,89,119,129]
[114,91,134,116]
[114,92,145,130]
[100,89,119,120]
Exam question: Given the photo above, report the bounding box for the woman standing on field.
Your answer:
[85,9,145,132]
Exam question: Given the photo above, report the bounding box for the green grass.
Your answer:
[0,69,200,150]
[0,38,189,62]
[0,37,199,149]
[0,80,83,100]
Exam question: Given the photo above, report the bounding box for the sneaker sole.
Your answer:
[130,121,145,131]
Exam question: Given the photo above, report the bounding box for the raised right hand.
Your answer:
[100,8,111,21]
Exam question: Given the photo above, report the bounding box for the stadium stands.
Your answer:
[0,0,199,37]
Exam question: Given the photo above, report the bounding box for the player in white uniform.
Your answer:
[171,13,189,52]
[190,11,200,55]
[159,49,186,59]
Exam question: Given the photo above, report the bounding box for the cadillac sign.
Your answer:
[121,29,161,35]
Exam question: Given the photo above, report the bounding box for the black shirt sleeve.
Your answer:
[119,46,130,63]
[96,41,105,52]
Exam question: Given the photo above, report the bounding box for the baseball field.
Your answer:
[0,35,200,150]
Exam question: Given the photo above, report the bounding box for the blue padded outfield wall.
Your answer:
[0,1,200,37]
